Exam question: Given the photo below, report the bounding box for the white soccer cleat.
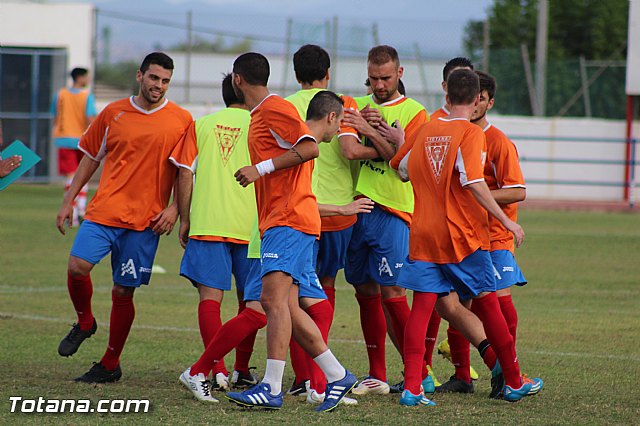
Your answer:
[179,368,219,403]
[212,372,230,391]
[351,376,390,395]
[306,389,358,405]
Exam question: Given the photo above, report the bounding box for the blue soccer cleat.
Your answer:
[490,361,504,399]
[315,370,357,412]
[502,376,544,402]
[422,374,436,394]
[225,382,283,409]
[399,389,437,407]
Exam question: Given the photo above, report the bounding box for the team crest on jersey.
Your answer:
[214,125,242,166]
[424,136,451,184]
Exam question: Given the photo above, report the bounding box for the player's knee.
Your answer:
[67,256,93,277]
[354,281,379,297]
[198,285,223,302]
[381,285,405,299]
[113,284,135,298]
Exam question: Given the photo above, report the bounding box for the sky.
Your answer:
[45,0,493,61]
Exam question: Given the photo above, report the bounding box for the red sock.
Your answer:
[322,286,336,311]
[305,300,333,393]
[289,338,309,383]
[403,292,437,395]
[67,272,94,330]
[424,310,440,367]
[447,326,471,383]
[498,295,518,344]
[198,299,227,376]
[382,296,411,357]
[471,294,521,388]
[355,293,387,382]
[100,289,135,371]
[234,301,257,374]
[191,307,266,376]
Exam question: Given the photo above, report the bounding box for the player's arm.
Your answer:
[56,155,100,234]
[176,167,194,248]
[235,138,319,187]
[490,138,526,204]
[338,134,380,160]
[318,198,374,217]
[341,108,396,161]
[491,187,526,204]
[150,174,179,236]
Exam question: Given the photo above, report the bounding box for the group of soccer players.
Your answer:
[54,43,543,412]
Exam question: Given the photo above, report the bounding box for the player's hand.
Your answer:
[178,220,190,249]
[378,120,405,149]
[0,155,21,178]
[505,219,525,248]
[56,202,74,235]
[151,204,178,235]
[339,198,375,216]
[358,105,382,128]
[342,108,376,136]
[235,165,260,187]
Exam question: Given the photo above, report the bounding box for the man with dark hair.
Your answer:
[227,52,356,412]
[55,52,192,383]
[391,69,542,406]
[431,57,474,120]
[170,73,257,393]
[52,66,97,225]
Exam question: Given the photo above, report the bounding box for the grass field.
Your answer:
[1,184,640,425]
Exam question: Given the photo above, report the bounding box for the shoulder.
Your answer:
[402,97,426,112]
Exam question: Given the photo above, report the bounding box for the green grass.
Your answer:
[1,184,640,424]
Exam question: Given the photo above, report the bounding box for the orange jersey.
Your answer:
[52,88,92,138]
[407,117,490,263]
[79,97,192,230]
[483,123,526,252]
[249,95,321,237]
[429,106,449,121]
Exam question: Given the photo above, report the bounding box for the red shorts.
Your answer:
[58,148,84,175]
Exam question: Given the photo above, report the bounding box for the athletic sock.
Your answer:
[67,272,94,330]
[403,292,437,395]
[322,286,336,310]
[471,293,521,388]
[424,310,441,367]
[447,326,471,383]
[305,300,334,392]
[313,349,346,383]
[355,293,387,382]
[100,288,135,371]
[197,299,227,375]
[262,359,286,395]
[498,294,518,344]
[477,339,497,370]
[289,338,309,384]
[382,295,411,357]
[233,301,257,374]
[190,307,266,377]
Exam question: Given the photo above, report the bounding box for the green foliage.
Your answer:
[166,35,252,54]
[95,61,140,94]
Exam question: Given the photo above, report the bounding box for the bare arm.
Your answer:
[56,155,100,234]
[339,134,380,161]
[491,187,526,205]
[150,173,179,236]
[342,109,396,161]
[176,167,194,248]
[318,198,374,217]
[466,181,525,248]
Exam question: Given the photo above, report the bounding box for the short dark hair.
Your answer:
[221,73,241,107]
[70,68,88,82]
[233,52,270,86]
[306,90,344,121]
[368,45,400,68]
[447,69,480,105]
[293,44,330,85]
[140,52,174,74]
[476,70,496,100]
[443,57,474,82]
[398,79,406,96]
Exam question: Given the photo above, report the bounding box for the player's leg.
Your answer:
[491,249,527,344]
[316,226,353,310]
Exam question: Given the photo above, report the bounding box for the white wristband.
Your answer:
[256,159,275,176]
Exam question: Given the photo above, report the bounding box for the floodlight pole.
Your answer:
[535,0,548,116]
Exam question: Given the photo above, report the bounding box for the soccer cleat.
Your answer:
[435,375,475,394]
[211,372,229,391]
[389,376,404,394]
[422,374,436,394]
[225,382,283,409]
[315,370,358,412]
[351,376,390,395]
[399,390,437,407]
[179,368,219,402]
[230,368,259,389]
[306,389,358,406]
[502,376,544,402]
[74,362,121,384]
[437,338,480,380]
[427,364,442,387]
[286,379,310,397]
[58,319,97,357]
[489,362,504,399]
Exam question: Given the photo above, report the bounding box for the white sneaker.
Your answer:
[351,377,390,395]
[230,369,259,388]
[212,372,229,391]
[306,389,358,405]
[179,368,219,402]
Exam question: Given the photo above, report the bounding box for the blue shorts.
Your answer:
[397,249,497,300]
[261,226,326,300]
[491,250,527,291]
[243,258,263,302]
[70,220,160,287]
[180,239,252,292]
[314,225,353,279]
[344,205,408,286]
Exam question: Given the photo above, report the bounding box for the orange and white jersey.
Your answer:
[429,106,449,121]
[249,94,321,237]
[483,123,526,253]
[407,117,490,264]
[79,97,192,230]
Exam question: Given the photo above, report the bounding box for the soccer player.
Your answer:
[430,57,474,120]
[52,67,97,225]
[392,69,542,406]
[55,52,192,383]
[225,52,356,412]
[169,73,257,391]
[342,45,430,395]
[285,44,380,400]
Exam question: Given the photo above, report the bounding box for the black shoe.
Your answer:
[58,319,97,357]
[489,369,504,399]
[74,362,122,384]
[435,375,475,394]
[286,378,309,396]
[231,368,259,389]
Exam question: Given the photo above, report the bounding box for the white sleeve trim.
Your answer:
[78,126,108,162]
[337,132,361,143]
[501,184,526,189]
[295,133,317,145]
[461,177,485,187]
[169,156,196,173]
